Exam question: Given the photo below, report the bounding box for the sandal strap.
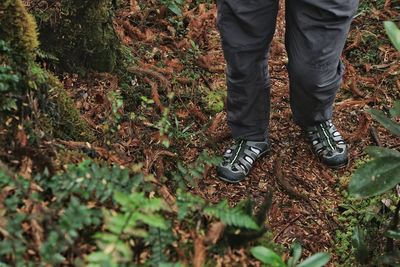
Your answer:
[221,139,269,172]
[217,139,270,182]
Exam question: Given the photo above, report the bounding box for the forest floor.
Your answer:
[55,0,399,265]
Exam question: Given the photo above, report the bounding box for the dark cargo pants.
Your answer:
[217,0,359,141]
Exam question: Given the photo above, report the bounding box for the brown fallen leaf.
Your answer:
[16,126,28,147]
[204,222,226,245]
[144,77,165,112]
[19,156,32,179]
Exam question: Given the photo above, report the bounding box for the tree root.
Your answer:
[127,66,170,91]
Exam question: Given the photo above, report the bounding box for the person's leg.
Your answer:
[217,0,279,141]
[216,0,279,182]
[285,0,358,127]
[285,0,358,167]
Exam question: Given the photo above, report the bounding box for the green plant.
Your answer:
[105,90,124,137]
[0,160,140,266]
[348,20,400,198]
[159,0,184,16]
[0,40,20,113]
[172,150,221,190]
[345,20,400,266]
[251,242,330,267]
[35,160,139,203]
[384,21,400,51]
[0,65,19,112]
[86,191,170,266]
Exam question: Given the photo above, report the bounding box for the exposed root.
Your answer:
[127,66,170,90]
[273,215,302,242]
[335,97,375,109]
[273,157,314,209]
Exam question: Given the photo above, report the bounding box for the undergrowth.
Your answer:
[0,154,276,266]
[334,187,399,266]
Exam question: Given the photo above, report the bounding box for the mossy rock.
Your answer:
[0,0,39,64]
[30,0,120,73]
[45,73,95,142]
[0,0,95,143]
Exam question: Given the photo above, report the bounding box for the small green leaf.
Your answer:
[384,21,400,51]
[365,146,400,158]
[288,242,302,267]
[389,101,400,117]
[349,156,400,198]
[86,252,118,267]
[250,246,285,267]
[297,252,330,267]
[113,191,131,207]
[386,230,400,240]
[139,214,167,229]
[168,4,182,15]
[368,109,400,136]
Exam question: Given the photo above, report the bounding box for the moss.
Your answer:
[46,73,95,142]
[0,0,39,63]
[334,188,400,266]
[0,0,95,143]
[202,89,226,114]
[56,149,89,166]
[31,0,119,73]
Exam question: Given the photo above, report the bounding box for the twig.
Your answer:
[369,126,383,147]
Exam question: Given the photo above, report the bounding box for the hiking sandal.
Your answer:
[304,120,348,168]
[217,139,270,183]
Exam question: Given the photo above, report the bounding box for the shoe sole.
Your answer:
[326,159,349,170]
[217,149,270,183]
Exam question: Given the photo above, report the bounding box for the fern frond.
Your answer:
[204,200,260,230]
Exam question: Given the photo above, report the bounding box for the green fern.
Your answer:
[172,151,221,190]
[176,189,205,220]
[204,200,260,230]
[0,65,19,112]
[87,191,169,266]
[147,225,176,266]
[34,160,138,203]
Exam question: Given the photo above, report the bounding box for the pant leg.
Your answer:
[285,0,359,127]
[217,0,279,141]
